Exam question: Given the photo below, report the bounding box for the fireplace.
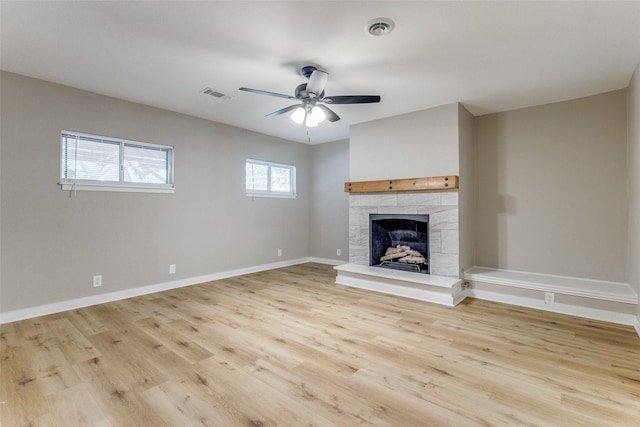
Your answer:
[370,214,429,274]
[339,188,463,307]
[348,191,459,277]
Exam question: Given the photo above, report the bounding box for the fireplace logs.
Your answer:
[380,245,426,264]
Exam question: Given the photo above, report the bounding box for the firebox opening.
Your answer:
[370,214,430,274]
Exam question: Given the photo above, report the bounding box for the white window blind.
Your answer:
[246,159,296,198]
[60,131,174,193]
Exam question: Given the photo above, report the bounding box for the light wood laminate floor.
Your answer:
[1,263,639,426]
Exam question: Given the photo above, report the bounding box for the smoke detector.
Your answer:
[366,18,395,37]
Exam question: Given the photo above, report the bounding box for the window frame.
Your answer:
[245,158,297,199]
[59,130,175,194]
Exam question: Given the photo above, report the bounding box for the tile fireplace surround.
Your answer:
[348,190,459,277]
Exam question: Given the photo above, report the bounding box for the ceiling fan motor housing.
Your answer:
[295,83,324,100]
[301,65,318,78]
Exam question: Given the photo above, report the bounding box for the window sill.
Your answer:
[246,192,296,199]
[60,182,174,194]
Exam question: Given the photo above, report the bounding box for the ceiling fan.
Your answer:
[239,66,381,127]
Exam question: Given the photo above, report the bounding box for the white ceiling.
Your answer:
[2,1,640,144]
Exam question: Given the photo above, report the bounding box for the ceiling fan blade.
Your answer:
[316,104,340,122]
[323,95,381,104]
[306,70,329,98]
[265,104,301,117]
[239,87,296,100]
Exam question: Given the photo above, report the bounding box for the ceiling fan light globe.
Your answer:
[290,107,306,124]
[305,117,319,127]
[311,106,326,123]
[303,106,326,127]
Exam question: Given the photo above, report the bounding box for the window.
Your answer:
[60,131,174,193]
[246,159,296,198]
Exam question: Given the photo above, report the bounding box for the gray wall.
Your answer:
[309,140,349,262]
[2,69,636,319]
[1,71,314,312]
[458,104,475,273]
[474,90,628,282]
[349,103,459,181]
[627,63,640,318]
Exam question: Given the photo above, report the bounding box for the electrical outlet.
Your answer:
[93,275,102,288]
[544,292,554,305]
[337,249,341,256]
[169,264,176,274]
[277,249,282,257]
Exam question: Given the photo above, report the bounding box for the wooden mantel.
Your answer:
[344,175,459,193]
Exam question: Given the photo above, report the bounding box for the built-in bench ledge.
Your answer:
[464,266,639,325]
[334,263,465,307]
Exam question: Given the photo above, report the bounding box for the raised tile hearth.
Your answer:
[334,263,465,307]
[338,188,464,307]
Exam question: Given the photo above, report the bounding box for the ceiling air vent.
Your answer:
[366,18,395,36]
[200,87,230,100]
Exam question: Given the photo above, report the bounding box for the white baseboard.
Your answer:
[465,266,638,326]
[1,257,327,324]
[5,259,638,337]
[309,257,346,266]
[467,288,636,326]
